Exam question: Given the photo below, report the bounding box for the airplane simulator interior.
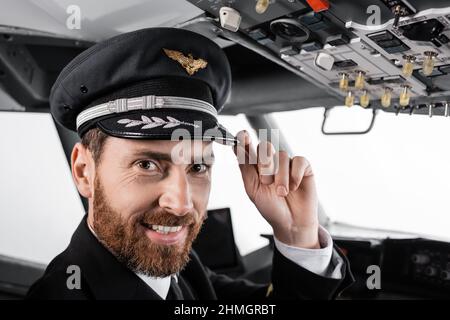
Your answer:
[0,0,450,300]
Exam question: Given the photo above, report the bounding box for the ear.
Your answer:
[71,143,95,198]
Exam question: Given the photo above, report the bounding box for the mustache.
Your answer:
[138,209,201,227]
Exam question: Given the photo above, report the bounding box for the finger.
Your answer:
[289,156,307,191]
[233,130,256,162]
[257,141,275,185]
[233,130,258,187]
[274,151,290,197]
[289,156,315,192]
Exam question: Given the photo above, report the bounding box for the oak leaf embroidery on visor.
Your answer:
[117,115,200,129]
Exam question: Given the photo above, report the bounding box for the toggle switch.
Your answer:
[360,90,370,108]
[255,0,270,14]
[219,7,242,32]
[402,55,416,77]
[381,87,393,108]
[422,51,438,76]
[345,91,354,107]
[399,85,411,107]
[354,70,366,90]
[314,52,335,71]
[339,72,349,92]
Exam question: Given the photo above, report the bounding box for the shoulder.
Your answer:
[26,249,92,300]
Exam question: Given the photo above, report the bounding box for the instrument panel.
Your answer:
[335,237,450,298]
[188,0,450,116]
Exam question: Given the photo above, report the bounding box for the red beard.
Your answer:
[92,177,204,277]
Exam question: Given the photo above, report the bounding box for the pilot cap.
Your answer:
[50,27,236,145]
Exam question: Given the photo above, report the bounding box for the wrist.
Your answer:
[273,224,320,249]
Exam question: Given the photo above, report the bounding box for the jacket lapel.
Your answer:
[181,250,217,300]
[68,216,163,300]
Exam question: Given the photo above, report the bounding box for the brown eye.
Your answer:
[191,163,209,174]
[138,160,158,171]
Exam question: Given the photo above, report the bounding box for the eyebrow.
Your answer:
[131,151,173,162]
[130,150,215,164]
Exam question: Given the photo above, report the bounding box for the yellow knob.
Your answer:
[399,85,411,107]
[345,91,354,107]
[360,91,370,108]
[402,55,416,77]
[339,73,349,92]
[355,70,366,90]
[255,0,270,14]
[422,51,438,76]
[381,87,392,108]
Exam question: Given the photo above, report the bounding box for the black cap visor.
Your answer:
[85,108,237,145]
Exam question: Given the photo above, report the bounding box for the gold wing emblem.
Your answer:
[163,48,208,75]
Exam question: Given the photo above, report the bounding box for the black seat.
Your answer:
[192,208,273,283]
[0,254,45,299]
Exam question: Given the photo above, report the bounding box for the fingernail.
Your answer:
[276,186,288,196]
[237,131,247,144]
[243,131,250,144]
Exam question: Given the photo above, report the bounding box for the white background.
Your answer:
[273,107,450,240]
[1,109,449,265]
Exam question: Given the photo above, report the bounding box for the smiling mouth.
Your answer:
[141,222,183,235]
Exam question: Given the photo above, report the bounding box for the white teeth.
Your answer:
[149,225,182,234]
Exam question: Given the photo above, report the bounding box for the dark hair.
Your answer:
[80,128,109,164]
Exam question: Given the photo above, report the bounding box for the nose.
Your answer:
[158,168,194,216]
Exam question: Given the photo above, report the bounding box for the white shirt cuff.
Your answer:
[273,225,343,279]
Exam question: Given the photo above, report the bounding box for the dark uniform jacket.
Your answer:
[26,217,354,300]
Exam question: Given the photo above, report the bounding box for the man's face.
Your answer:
[89,137,214,277]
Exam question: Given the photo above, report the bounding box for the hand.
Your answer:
[233,130,320,249]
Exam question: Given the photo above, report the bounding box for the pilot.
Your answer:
[26,28,353,300]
